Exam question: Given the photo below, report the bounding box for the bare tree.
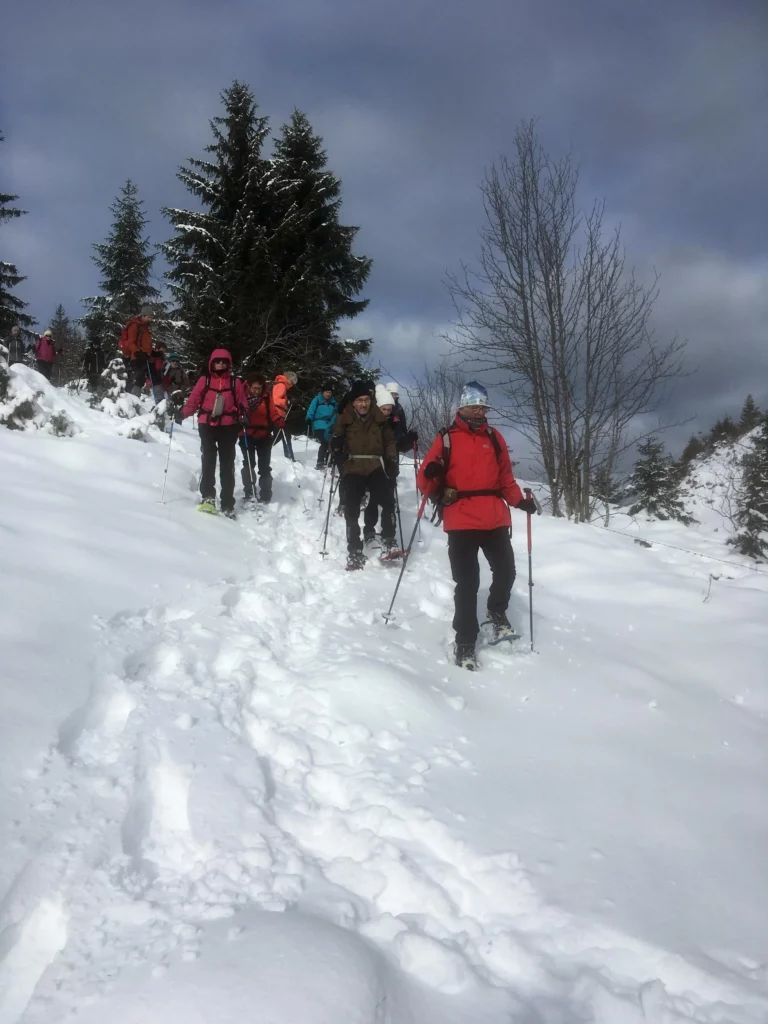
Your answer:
[447,120,686,520]
[405,360,466,456]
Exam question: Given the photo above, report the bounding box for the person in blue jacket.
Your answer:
[306,384,339,469]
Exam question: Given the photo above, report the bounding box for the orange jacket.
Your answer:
[271,374,293,422]
[119,317,152,358]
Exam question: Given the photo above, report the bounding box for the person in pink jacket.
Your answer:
[181,348,248,518]
[33,330,58,380]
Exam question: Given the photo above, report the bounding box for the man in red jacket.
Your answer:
[418,382,537,669]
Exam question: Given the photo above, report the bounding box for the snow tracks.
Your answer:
[1,492,766,1023]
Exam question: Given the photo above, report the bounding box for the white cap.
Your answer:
[375,385,395,408]
[385,381,399,395]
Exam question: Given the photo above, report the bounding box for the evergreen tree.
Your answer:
[162,81,271,366]
[730,418,768,559]
[628,436,694,523]
[48,304,87,386]
[80,180,159,349]
[0,132,34,334]
[708,415,740,448]
[680,433,706,466]
[738,394,762,435]
[268,111,371,353]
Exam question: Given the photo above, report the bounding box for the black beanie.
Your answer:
[348,380,373,402]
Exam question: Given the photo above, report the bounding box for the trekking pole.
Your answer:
[382,493,428,623]
[413,440,422,541]
[394,479,405,551]
[160,417,175,503]
[318,460,330,507]
[319,465,338,556]
[524,487,540,653]
[240,423,258,502]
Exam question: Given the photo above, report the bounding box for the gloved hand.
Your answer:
[405,429,418,444]
[516,496,538,515]
[423,461,444,482]
[174,408,183,425]
[273,416,286,430]
[331,435,347,455]
[385,458,400,478]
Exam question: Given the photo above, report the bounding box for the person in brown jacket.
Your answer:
[331,380,398,569]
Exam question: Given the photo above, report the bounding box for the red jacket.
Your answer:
[182,349,248,426]
[240,392,274,439]
[418,415,523,531]
[34,336,57,362]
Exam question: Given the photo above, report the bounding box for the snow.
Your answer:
[0,365,766,1024]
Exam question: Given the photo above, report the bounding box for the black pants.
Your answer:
[447,527,516,646]
[199,423,239,511]
[129,356,148,396]
[344,468,395,552]
[36,360,53,380]
[314,429,329,468]
[281,429,295,461]
[239,435,273,501]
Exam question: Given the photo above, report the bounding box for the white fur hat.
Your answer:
[375,385,395,408]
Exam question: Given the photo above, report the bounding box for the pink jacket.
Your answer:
[182,349,247,426]
[34,336,57,362]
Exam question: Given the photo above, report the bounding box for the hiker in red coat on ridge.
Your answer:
[418,381,536,669]
[181,349,248,518]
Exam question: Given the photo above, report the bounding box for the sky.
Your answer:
[3,0,768,456]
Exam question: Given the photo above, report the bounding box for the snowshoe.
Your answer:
[454,642,477,671]
[379,537,406,562]
[483,611,521,645]
[222,508,237,520]
[346,551,367,571]
[197,500,218,515]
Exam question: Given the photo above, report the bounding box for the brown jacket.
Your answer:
[332,404,397,476]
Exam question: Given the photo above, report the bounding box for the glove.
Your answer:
[516,496,538,515]
[385,458,399,478]
[273,416,286,429]
[174,408,183,425]
[423,461,444,482]
[331,435,347,455]
[405,429,418,444]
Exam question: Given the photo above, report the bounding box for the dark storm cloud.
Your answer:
[3,0,767,443]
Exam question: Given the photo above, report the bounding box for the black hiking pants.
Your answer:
[199,423,239,512]
[447,527,516,646]
[36,360,53,380]
[129,355,149,397]
[314,429,330,468]
[239,435,273,501]
[344,468,395,552]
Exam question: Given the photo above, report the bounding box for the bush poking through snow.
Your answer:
[48,410,78,437]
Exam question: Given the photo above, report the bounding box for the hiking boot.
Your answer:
[381,535,397,553]
[486,609,517,640]
[346,551,367,571]
[454,642,477,671]
[222,507,237,520]
[363,529,376,544]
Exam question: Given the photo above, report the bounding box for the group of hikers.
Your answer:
[3,310,538,669]
[2,324,68,381]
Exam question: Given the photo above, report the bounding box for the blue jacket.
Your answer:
[306,394,338,438]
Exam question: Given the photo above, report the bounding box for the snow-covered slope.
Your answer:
[0,367,766,1024]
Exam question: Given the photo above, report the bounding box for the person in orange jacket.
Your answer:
[271,370,297,460]
[118,306,154,396]
[417,381,537,669]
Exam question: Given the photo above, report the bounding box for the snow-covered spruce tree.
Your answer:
[162,82,271,368]
[628,436,694,524]
[264,109,372,390]
[0,132,35,335]
[80,180,160,351]
[730,418,768,559]
[738,395,762,436]
[49,304,87,386]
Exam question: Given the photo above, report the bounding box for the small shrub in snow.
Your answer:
[48,410,78,437]
[628,437,695,524]
[0,363,10,402]
[4,398,38,430]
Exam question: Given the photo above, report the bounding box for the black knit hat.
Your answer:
[348,379,373,402]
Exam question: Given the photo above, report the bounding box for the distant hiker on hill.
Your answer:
[239,373,275,504]
[385,381,418,453]
[33,330,57,380]
[118,306,154,397]
[164,353,192,424]
[83,339,107,390]
[147,340,167,404]
[181,349,248,519]
[5,325,27,367]
[272,370,298,460]
[331,381,398,569]
[417,381,536,670]
[305,384,338,469]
